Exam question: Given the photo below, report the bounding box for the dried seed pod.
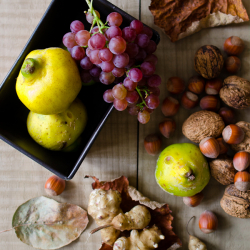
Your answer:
[194,45,224,79]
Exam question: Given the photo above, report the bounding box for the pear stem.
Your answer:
[90,224,113,234]
[21,58,38,78]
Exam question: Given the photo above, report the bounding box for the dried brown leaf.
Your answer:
[149,0,249,42]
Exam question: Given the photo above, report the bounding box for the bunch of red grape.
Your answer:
[62,6,160,124]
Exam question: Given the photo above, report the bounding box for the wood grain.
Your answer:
[139,0,250,249]
[0,0,139,249]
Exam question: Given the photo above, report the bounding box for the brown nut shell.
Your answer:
[220,184,250,218]
[209,155,236,185]
[182,110,225,143]
[231,121,250,153]
[194,45,224,79]
[219,76,250,109]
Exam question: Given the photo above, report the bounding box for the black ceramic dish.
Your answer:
[0,0,160,179]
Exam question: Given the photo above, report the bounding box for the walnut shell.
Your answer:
[231,121,250,153]
[209,155,236,185]
[219,76,250,109]
[220,184,250,218]
[194,45,224,79]
[182,110,225,143]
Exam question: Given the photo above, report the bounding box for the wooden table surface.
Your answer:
[0,0,250,249]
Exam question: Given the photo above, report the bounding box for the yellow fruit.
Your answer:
[27,98,87,151]
[16,47,82,115]
[155,143,210,197]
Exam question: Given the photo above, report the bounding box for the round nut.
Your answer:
[209,155,236,185]
[220,76,250,109]
[231,121,250,153]
[220,184,250,218]
[194,45,224,79]
[182,110,225,143]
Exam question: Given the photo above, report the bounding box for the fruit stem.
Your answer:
[90,224,112,234]
[136,86,149,110]
[85,0,108,33]
[186,216,195,236]
[21,58,38,78]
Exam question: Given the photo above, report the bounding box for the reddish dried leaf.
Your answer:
[87,176,181,250]
[149,0,249,42]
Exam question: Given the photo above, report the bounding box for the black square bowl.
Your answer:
[0,0,160,179]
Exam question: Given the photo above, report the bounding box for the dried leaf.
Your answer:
[149,0,249,42]
[86,176,181,250]
[12,196,88,249]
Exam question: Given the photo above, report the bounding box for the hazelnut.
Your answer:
[225,56,241,74]
[144,134,162,156]
[218,107,235,125]
[183,192,204,207]
[231,121,250,153]
[234,171,250,192]
[200,95,220,111]
[199,210,218,234]
[182,110,225,143]
[216,137,228,155]
[199,137,220,158]
[222,124,245,144]
[181,91,199,109]
[205,78,223,95]
[224,36,245,56]
[166,77,185,94]
[159,119,176,138]
[219,76,250,109]
[194,45,224,79]
[220,184,250,218]
[209,155,236,185]
[161,96,180,116]
[233,151,250,171]
[188,75,205,94]
[45,175,66,196]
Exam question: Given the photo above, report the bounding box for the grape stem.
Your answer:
[136,86,149,110]
[85,0,109,33]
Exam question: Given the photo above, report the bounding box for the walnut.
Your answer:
[231,121,250,153]
[219,76,250,109]
[182,110,225,143]
[194,45,224,79]
[209,155,236,185]
[220,184,250,218]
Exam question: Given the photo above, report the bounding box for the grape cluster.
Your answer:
[62,3,160,124]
